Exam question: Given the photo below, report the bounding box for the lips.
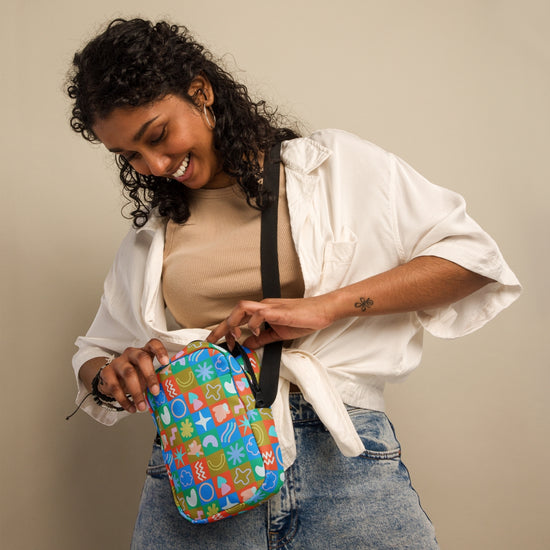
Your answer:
[171,153,190,179]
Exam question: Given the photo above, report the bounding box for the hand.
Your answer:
[207,296,335,349]
[96,338,169,413]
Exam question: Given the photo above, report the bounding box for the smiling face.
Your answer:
[92,78,234,190]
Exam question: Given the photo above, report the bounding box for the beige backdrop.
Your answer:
[2,1,548,548]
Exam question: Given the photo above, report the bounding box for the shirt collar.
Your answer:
[281,135,332,174]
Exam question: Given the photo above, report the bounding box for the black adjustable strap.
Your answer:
[255,142,283,408]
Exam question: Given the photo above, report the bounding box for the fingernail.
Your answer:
[129,405,137,414]
[152,384,160,396]
[138,402,147,412]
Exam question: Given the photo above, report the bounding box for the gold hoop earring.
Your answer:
[203,103,216,130]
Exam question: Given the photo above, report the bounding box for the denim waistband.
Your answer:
[289,392,320,423]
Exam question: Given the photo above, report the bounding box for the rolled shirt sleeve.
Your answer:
[389,153,521,338]
[71,288,141,425]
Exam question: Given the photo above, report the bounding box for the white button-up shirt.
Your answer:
[72,129,521,467]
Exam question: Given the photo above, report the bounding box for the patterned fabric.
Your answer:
[147,340,285,523]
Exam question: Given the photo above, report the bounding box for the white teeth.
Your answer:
[172,154,190,178]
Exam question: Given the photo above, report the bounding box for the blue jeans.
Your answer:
[132,394,438,549]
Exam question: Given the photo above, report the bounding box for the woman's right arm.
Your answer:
[78,339,169,413]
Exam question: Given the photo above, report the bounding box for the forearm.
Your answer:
[326,256,493,322]
[208,255,494,348]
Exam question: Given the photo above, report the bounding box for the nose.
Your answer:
[143,152,171,177]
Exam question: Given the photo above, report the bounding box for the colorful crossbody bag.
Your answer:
[146,142,285,523]
[146,340,284,523]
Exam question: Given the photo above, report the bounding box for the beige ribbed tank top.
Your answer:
[162,170,305,330]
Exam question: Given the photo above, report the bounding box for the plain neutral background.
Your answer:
[2,1,548,548]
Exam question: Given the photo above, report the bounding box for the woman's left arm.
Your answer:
[207,255,493,349]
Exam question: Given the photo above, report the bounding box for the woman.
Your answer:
[68,18,520,549]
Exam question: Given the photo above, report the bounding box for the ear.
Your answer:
[187,75,214,107]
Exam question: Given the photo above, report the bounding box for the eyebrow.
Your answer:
[107,115,161,153]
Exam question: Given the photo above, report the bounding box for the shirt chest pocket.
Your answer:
[315,228,358,295]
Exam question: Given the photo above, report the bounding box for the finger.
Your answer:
[207,311,248,344]
[247,309,271,336]
[222,301,263,330]
[225,331,236,351]
[141,339,168,396]
[108,349,154,411]
[242,326,281,349]
[114,357,150,412]
[111,385,137,413]
[208,301,282,344]
[207,318,232,344]
[206,331,218,344]
[99,363,137,413]
[207,321,228,344]
[245,303,298,338]
[144,338,170,366]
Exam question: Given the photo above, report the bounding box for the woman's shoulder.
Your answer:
[283,129,392,172]
[110,213,166,268]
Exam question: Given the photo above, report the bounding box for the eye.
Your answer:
[150,126,166,145]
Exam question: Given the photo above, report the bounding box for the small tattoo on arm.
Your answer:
[355,297,374,312]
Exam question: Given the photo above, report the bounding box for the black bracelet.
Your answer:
[91,358,125,412]
[66,358,122,420]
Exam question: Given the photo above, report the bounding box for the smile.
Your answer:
[172,154,190,178]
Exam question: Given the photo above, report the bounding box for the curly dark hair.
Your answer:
[67,18,300,227]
